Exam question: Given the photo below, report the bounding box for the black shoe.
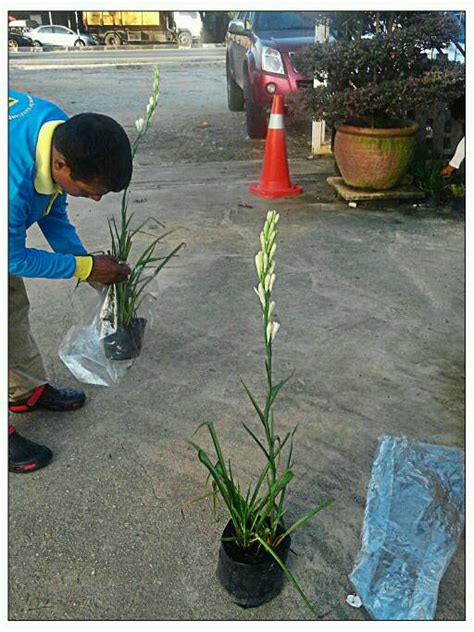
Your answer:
[8,427,53,473]
[9,383,86,413]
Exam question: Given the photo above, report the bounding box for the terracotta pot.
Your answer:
[334,120,419,190]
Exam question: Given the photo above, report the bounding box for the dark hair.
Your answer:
[52,113,132,192]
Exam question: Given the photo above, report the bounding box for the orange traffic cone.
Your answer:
[249,95,302,199]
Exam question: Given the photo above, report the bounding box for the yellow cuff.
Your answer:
[74,256,94,281]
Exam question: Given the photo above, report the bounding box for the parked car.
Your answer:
[28,24,96,47]
[8,31,34,51]
[226,11,317,138]
[8,19,39,35]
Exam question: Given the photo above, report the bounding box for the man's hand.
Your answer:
[439,164,456,177]
[88,255,131,285]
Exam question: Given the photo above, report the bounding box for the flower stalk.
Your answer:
[190,211,334,615]
[107,65,184,328]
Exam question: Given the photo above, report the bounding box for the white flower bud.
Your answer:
[268,262,275,276]
[260,232,266,251]
[263,251,268,272]
[268,301,276,319]
[267,230,276,250]
[270,321,280,341]
[269,243,276,260]
[266,322,273,343]
[146,103,152,114]
[255,252,263,277]
[264,273,272,292]
[269,273,276,292]
[135,118,145,133]
[257,283,266,307]
[149,96,154,106]
[274,212,280,224]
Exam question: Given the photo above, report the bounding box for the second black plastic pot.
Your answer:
[103,318,147,361]
[216,520,291,608]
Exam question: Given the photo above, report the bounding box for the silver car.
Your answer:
[28,24,96,47]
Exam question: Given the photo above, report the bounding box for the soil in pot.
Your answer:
[216,519,291,608]
[103,317,146,361]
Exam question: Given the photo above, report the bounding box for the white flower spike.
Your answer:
[135,118,145,133]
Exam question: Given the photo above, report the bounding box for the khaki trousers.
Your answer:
[8,275,47,402]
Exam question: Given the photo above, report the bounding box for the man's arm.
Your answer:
[37,192,87,256]
[10,190,131,282]
[9,190,78,279]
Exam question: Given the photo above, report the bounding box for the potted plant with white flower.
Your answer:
[191,211,334,614]
[103,66,185,360]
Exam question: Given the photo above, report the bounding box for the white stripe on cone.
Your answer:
[268,113,285,129]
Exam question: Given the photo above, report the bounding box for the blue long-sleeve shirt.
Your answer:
[9,89,87,279]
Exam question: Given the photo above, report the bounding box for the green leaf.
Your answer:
[254,534,320,617]
[267,371,294,409]
[274,498,335,547]
[241,380,265,425]
[241,422,270,461]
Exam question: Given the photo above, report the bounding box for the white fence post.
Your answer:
[311,19,331,155]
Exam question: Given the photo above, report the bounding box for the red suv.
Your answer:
[226,11,316,138]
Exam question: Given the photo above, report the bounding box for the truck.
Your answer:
[83,11,202,47]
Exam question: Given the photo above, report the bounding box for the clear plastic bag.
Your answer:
[59,280,157,386]
[349,435,465,620]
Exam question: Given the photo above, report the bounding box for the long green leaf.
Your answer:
[254,535,320,618]
[274,498,335,548]
[241,380,266,425]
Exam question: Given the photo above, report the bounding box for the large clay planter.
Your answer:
[334,120,419,190]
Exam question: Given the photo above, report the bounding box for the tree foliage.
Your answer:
[290,11,465,126]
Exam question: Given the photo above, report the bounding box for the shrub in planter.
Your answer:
[290,11,465,189]
[104,66,185,360]
[190,211,334,614]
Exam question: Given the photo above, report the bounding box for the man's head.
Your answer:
[51,113,132,201]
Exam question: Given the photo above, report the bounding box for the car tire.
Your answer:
[226,61,244,112]
[105,33,121,46]
[178,31,192,48]
[8,39,19,51]
[33,40,42,48]
[244,70,268,139]
[74,39,86,47]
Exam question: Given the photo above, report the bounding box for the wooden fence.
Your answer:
[414,104,464,158]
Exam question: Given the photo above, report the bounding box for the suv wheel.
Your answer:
[226,62,244,112]
[74,39,85,47]
[244,71,268,139]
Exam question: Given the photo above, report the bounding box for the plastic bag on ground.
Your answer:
[59,280,157,386]
[349,435,464,620]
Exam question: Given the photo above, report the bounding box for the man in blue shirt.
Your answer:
[9,90,132,473]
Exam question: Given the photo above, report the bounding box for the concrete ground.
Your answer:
[8,157,464,621]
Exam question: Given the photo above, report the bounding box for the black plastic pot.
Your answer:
[425,192,440,207]
[103,317,147,361]
[452,197,465,213]
[216,520,291,608]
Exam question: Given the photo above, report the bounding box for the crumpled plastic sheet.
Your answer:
[59,281,156,387]
[349,435,465,620]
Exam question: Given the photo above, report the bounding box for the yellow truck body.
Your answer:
[83,11,173,45]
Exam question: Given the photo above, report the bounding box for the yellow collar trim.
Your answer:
[34,120,65,195]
